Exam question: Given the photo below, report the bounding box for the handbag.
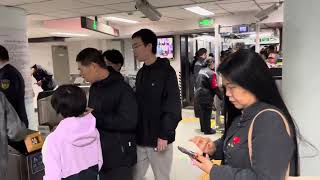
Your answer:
[248,109,318,180]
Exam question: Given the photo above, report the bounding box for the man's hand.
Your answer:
[157,138,168,152]
[36,80,42,86]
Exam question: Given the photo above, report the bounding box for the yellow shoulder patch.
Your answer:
[0,79,10,90]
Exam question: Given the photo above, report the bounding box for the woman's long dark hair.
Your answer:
[218,49,299,175]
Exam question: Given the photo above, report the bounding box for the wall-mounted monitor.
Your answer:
[239,25,249,33]
[157,36,174,59]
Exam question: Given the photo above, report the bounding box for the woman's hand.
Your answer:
[190,136,216,155]
[192,153,214,174]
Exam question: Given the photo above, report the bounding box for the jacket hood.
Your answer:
[57,113,98,147]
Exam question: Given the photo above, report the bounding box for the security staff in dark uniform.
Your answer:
[191,50,299,180]
[194,59,217,134]
[0,45,28,127]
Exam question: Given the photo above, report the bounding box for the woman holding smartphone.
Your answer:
[191,49,299,180]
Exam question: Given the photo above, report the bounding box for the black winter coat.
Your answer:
[32,64,56,91]
[0,64,28,127]
[194,67,215,105]
[88,67,138,171]
[135,58,181,147]
[210,102,298,180]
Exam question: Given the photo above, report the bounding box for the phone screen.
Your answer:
[177,146,196,159]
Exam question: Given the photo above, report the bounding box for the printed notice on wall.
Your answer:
[0,28,35,129]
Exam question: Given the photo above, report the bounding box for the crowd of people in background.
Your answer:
[0,28,312,180]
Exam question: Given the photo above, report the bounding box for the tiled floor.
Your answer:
[144,109,222,180]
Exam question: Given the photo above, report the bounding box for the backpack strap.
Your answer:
[248,108,291,178]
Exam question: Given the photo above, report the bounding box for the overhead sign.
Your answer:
[198,18,214,27]
[81,17,119,37]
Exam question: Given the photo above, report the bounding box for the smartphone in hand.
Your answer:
[178,146,197,159]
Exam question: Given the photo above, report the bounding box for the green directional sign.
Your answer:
[199,18,214,27]
[93,20,97,30]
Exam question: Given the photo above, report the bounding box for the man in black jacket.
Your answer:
[76,48,138,180]
[132,29,181,180]
[0,45,28,127]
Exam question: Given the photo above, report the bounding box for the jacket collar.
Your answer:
[0,62,9,70]
[93,66,123,87]
[240,101,270,123]
[142,57,169,69]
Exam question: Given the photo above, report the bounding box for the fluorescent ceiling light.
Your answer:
[105,17,138,24]
[184,6,214,16]
[51,32,89,37]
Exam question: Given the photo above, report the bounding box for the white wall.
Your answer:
[28,42,64,110]
[29,43,55,73]
[122,38,136,75]
[283,0,320,175]
[66,39,108,74]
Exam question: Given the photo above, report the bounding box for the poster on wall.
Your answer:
[0,28,34,128]
[157,37,174,59]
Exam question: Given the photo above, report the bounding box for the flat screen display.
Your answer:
[239,25,248,33]
[157,37,174,59]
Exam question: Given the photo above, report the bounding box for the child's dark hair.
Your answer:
[51,85,87,118]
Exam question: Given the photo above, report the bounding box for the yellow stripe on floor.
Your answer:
[181,117,216,127]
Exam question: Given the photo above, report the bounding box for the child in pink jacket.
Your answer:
[42,85,103,180]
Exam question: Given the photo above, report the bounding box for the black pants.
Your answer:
[99,166,133,180]
[199,103,213,133]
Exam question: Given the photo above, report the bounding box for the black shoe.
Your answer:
[204,129,216,135]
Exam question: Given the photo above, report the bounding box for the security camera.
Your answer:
[255,3,282,21]
[135,0,162,21]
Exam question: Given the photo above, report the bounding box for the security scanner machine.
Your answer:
[8,131,45,180]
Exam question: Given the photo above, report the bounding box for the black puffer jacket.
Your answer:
[88,67,138,171]
[135,58,181,147]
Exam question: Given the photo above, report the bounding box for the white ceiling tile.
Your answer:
[0,0,45,6]
[78,0,133,6]
[254,0,281,3]
[68,6,119,16]
[159,7,193,18]
[18,0,92,14]
[148,0,194,7]
[40,10,82,18]
[192,0,221,2]
[27,14,56,21]
[216,0,253,4]
[219,1,260,12]
[198,2,224,10]
[104,1,136,12]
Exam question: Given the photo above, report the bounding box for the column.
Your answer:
[0,6,36,130]
[283,0,320,175]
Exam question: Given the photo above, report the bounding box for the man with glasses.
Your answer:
[132,29,181,180]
